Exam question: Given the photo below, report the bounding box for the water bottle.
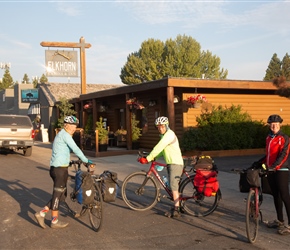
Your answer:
[162,176,169,187]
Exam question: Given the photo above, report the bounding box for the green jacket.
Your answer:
[146,129,184,165]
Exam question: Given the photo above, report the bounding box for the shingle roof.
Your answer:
[39,82,123,105]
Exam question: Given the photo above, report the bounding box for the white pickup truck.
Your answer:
[0,114,34,156]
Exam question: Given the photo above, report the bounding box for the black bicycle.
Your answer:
[64,160,103,232]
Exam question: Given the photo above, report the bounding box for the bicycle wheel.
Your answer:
[65,176,85,218]
[121,171,159,211]
[89,182,103,232]
[179,175,221,217]
[246,189,259,243]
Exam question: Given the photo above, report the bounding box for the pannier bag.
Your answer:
[99,170,119,202]
[194,169,219,197]
[239,171,251,193]
[261,175,272,195]
[195,155,214,170]
[75,170,95,205]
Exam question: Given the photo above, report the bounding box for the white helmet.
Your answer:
[155,116,169,126]
[64,115,79,125]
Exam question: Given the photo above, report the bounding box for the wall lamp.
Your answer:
[173,95,180,103]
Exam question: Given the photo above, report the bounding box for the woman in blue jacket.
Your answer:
[34,116,93,229]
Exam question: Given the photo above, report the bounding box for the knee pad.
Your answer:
[52,187,67,210]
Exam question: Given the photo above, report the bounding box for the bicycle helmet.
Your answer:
[155,116,169,126]
[267,114,283,124]
[64,115,79,125]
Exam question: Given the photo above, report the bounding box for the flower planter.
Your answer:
[98,144,108,152]
[193,103,200,108]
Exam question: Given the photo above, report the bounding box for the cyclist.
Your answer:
[139,116,184,218]
[259,114,290,235]
[34,115,93,229]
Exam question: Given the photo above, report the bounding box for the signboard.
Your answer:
[45,50,78,77]
[21,89,39,103]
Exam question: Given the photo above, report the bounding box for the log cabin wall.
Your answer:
[74,78,290,150]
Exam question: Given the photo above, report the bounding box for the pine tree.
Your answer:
[39,74,48,83]
[281,53,290,80]
[0,69,14,90]
[22,74,30,84]
[264,53,282,80]
[55,97,76,128]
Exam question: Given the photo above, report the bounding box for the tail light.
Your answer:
[31,129,35,139]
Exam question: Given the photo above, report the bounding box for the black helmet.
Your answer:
[267,114,283,124]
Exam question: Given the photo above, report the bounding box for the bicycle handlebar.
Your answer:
[69,159,96,173]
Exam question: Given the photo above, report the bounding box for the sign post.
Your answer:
[40,37,91,94]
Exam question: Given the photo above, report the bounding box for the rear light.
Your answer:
[31,129,35,139]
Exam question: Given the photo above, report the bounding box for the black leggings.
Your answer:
[46,166,68,211]
[267,170,290,224]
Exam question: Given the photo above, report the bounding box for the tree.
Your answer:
[120,34,228,85]
[281,53,290,80]
[272,76,290,98]
[55,97,76,128]
[0,69,14,90]
[22,74,30,84]
[263,53,290,80]
[39,74,48,83]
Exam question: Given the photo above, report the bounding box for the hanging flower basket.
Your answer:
[83,101,93,110]
[126,97,144,110]
[187,94,207,108]
[193,103,200,108]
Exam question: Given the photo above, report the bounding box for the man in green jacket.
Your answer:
[139,116,184,217]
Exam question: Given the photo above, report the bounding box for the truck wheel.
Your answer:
[23,147,32,157]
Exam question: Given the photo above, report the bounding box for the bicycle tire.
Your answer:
[65,176,85,218]
[179,175,221,217]
[89,182,103,232]
[121,171,159,211]
[246,189,259,243]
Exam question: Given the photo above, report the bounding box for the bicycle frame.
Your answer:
[143,159,194,201]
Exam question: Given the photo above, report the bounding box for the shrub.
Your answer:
[180,105,269,151]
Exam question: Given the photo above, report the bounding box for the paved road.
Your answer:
[1,143,290,250]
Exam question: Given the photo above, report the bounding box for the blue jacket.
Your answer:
[50,129,88,167]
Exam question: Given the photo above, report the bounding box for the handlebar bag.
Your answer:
[246,168,260,188]
[75,170,94,205]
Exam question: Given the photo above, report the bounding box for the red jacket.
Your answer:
[261,131,290,170]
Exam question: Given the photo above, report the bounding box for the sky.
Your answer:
[0,0,290,85]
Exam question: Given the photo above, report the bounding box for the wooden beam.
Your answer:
[167,86,175,131]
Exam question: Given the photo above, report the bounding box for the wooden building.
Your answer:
[70,77,290,151]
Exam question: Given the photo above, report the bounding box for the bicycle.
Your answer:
[234,164,271,243]
[121,152,222,217]
[64,159,103,232]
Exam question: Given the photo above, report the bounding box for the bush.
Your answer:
[180,105,269,151]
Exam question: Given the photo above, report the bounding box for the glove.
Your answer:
[139,157,148,164]
[87,160,95,174]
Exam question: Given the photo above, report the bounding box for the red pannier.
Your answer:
[194,169,219,197]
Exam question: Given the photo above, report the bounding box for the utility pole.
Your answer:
[40,37,91,94]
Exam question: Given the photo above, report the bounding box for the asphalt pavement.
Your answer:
[2,142,290,250]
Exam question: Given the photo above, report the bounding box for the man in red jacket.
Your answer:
[260,114,290,235]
